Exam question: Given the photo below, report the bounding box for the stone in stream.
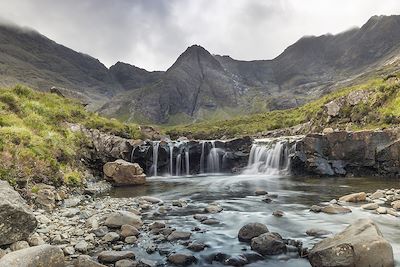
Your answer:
[187,242,207,252]
[125,236,137,244]
[371,190,386,200]
[75,255,107,267]
[193,214,208,221]
[321,204,352,214]
[105,211,143,228]
[306,229,332,237]
[310,205,322,213]
[0,180,38,246]
[104,159,146,186]
[361,203,379,210]
[115,259,137,267]
[204,204,223,213]
[149,221,166,229]
[338,192,366,202]
[376,207,387,214]
[262,197,272,203]
[168,253,197,266]
[224,255,248,266]
[238,223,269,242]
[308,219,394,267]
[255,189,268,196]
[250,232,287,255]
[167,231,192,241]
[140,196,163,204]
[202,218,220,225]
[272,210,284,217]
[121,224,140,237]
[391,200,400,210]
[0,244,64,267]
[98,250,135,263]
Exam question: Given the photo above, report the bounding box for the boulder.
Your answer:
[238,223,269,242]
[321,204,352,214]
[75,255,107,267]
[167,231,191,241]
[250,233,287,255]
[104,211,143,228]
[168,253,197,266]
[121,225,140,238]
[103,159,146,186]
[391,200,400,210]
[0,181,37,246]
[306,229,332,237]
[339,192,366,202]
[0,244,64,267]
[204,204,223,213]
[97,251,135,263]
[308,219,394,267]
[324,100,342,117]
[361,203,379,210]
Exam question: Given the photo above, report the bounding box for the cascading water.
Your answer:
[150,141,160,176]
[207,141,222,173]
[168,142,174,175]
[244,137,297,175]
[199,141,205,174]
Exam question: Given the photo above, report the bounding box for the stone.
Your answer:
[27,233,45,246]
[310,205,322,213]
[63,246,75,256]
[138,259,158,267]
[250,233,287,256]
[125,236,137,244]
[140,196,162,204]
[0,249,5,259]
[238,223,269,242]
[391,200,400,210]
[35,188,56,210]
[121,224,140,237]
[75,255,107,267]
[202,219,219,225]
[187,242,207,252]
[204,204,222,213]
[75,240,89,253]
[387,208,400,217]
[224,255,248,266]
[361,203,379,210]
[255,190,268,196]
[167,231,191,241]
[105,211,143,228]
[322,127,334,134]
[103,159,146,186]
[377,207,387,214]
[63,197,81,208]
[10,241,29,251]
[103,232,120,242]
[149,221,165,229]
[272,210,284,217]
[308,219,394,267]
[168,253,197,266]
[339,192,366,203]
[98,251,135,263]
[0,244,64,267]
[306,229,332,237]
[321,204,352,214]
[193,214,208,221]
[93,226,109,237]
[0,181,38,246]
[371,191,386,199]
[115,259,137,267]
[324,100,342,117]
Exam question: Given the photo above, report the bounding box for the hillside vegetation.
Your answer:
[166,74,400,139]
[0,85,141,188]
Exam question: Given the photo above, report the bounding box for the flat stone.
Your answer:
[204,204,223,213]
[105,211,143,228]
[125,236,137,244]
[140,196,162,204]
[377,207,387,214]
[115,259,137,267]
[272,210,284,217]
[168,253,197,266]
[103,232,120,242]
[310,205,322,213]
[187,242,207,252]
[10,241,30,251]
[202,219,219,225]
[306,229,332,237]
[75,240,89,253]
[361,203,379,210]
[321,204,351,214]
[98,251,135,263]
[339,192,366,203]
[167,231,191,241]
[75,255,107,267]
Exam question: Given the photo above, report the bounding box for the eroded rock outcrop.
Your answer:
[103,159,146,186]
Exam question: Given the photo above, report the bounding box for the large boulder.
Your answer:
[104,211,143,228]
[238,223,269,242]
[250,233,287,255]
[0,244,64,267]
[0,181,37,246]
[339,192,366,203]
[308,219,394,267]
[103,159,146,186]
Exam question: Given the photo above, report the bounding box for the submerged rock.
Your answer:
[0,244,64,267]
[308,219,394,267]
[306,229,332,237]
[103,159,146,186]
[238,223,269,242]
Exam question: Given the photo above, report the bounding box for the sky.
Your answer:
[0,0,399,71]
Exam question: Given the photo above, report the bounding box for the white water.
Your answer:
[199,141,205,174]
[150,141,160,176]
[169,142,174,175]
[207,141,222,173]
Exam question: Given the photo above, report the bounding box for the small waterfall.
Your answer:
[199,141,205,173]
[130,146,136,163]
[176,153,182,176]
[169,142,174,175]
[185,149,190,176]
[150,141,160,176]
[207,141,223,173]
[245,138,296,175]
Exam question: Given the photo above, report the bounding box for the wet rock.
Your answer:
[145,243,157,254]
[308,219,394,267]
[306,229,332,237]
[361,203,379,210]
[224,255,248,266]
[371,190,386,200]
[193,214,208,221]
[140,196,162,204]
[262,197,272,203]
[310,205,322,213]
[339,192,366,203]
[321,204,351,214]
[103,232,120,242]
[115,259,137,267]
[187,242,207,252]
[0,244,64,267]
[149,221,165,229]
[272,210,284,217]
[168,253,197,266]
[0,180,38,246]
[172,199,187,207]
[250,233,287,256]
[10,241,29,251]
[75,255,107,267]
[105,211,143,228]
[138,259,158,267]
[104,160,146,186]
[391,200,400,210]
[387,208,400,217]
[121,224,140,238]
[202,218,220,225]
[255,190,268,196]
[377,207,387,214]
[204,204,223,213]
[167,231,191,241]
[98,251,135,263]
[125,236,137,244]
[238,223,269,242]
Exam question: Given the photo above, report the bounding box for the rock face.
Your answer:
[291,128,400,176]
[0,181,37,246]
[0,244,64,267]
[103,159,146,186]
[308,219,394,267]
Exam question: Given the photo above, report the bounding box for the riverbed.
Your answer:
[107,174,400,266]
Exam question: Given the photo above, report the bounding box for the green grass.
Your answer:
[165,77,400,139]
[0,85,142,188]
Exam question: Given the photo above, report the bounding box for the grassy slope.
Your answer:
[165,74,400,139]
[0,85,141,187]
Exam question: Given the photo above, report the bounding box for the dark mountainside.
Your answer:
[1,15,400,122]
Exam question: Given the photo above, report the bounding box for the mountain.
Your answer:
[1,15,400,123]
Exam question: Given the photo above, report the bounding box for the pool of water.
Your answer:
[107,174,400,266]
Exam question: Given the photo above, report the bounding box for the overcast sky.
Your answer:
[0,0,399,71]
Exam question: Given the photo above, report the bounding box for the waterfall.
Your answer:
[199,141,205,173]
[244,138,295,175]
[130,146,136,163]
[169,142,174,175]
[176,153,182,176]
[207,141,222,173]
[185,149,190,175]
[150,141,160,176]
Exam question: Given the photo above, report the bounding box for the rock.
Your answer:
[35,188,56,210]
[262,197,272,203]
[391,200,400,210]
[105,211,143,228]
[187,242,207,252]
[272,210,284,217]
[224,255,248,266]
[322,127,334,134]
[140,196,162,204]
[387,208,400,217]
[324,100,342,117]
[377,207,387,214]
[98,251,135,263]
[138,259,158,267]
[371,190,386,200]
[361,203,379,210]
[202,219,219,225]
[149,221,165,229]
[306,229,332,237]
[308,219,394,267]
[0,249,5,259]
[0,244,64,267]
[27,233,45,246]
[204,204,222,213]
[193,214,208,221]
[168,253,197,266]
[75,240,89,253]
[125,236,137,244]
[103,159,146,186]
[310,205,322,213]
[250,233,287,255]
[0,181,38,246]
[255,190,268,196]
[238,223,269,242]
[63,197,81,207]
[10,241,29,251]
[167,231,191,241]
[75,255,107,267]
[121,224,140,238]
[321,204,352,214]
[339,192,366,202]
[93,226,109,237]
[63,246,75,256]
[115,259,137,267]
[103,232,120,242]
